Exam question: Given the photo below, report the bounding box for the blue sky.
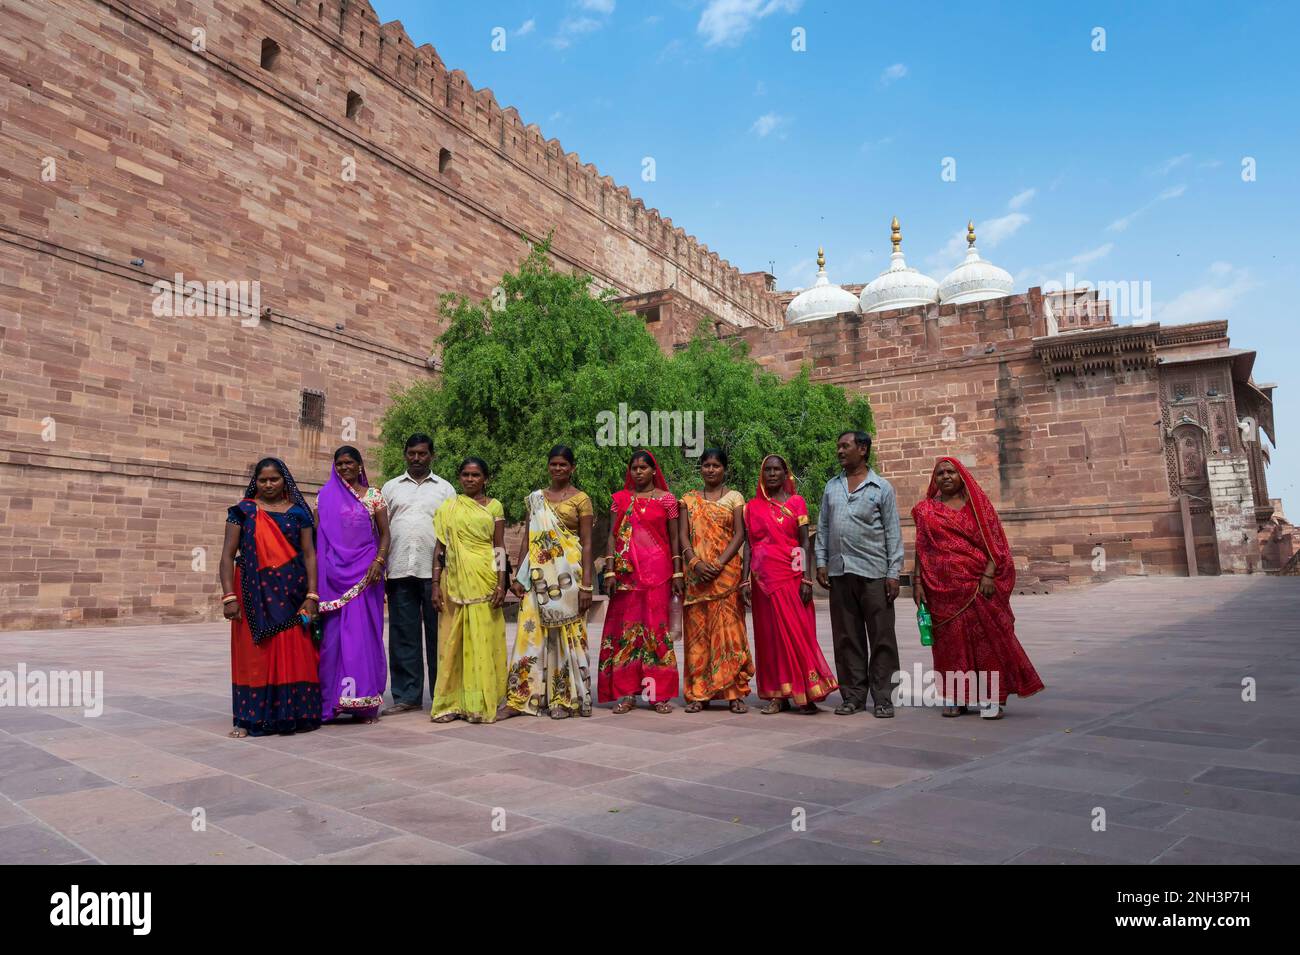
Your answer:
[373,0,1298,513]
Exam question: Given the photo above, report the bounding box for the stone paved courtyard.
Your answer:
[1,577,1298,865]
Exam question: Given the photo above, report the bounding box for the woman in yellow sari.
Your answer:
[506,445,595,718]
[430,458,508,724]
[680,448,753,712]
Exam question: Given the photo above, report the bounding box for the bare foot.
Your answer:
[228,727,249,739]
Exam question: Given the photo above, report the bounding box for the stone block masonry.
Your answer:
[0,0,777,629]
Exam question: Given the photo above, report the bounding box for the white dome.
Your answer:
[859,218,940,314]
[938,222,1014,305]
[785,248,860,324]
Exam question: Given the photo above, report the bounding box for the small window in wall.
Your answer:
[346,90,363,120]
[260,38,281,71]
[300,390,325,430]
[640,306,661,323]
[438,147,451,173]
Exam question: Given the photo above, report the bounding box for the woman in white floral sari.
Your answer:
[505,446,595,718]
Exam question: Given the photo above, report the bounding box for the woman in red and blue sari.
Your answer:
[744,453,838,715]
[316,446,391,724]
[599,449,683,714]
[220,458,322,738]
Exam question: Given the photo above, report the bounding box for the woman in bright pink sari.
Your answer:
[911,457,1044,718]
[744,454,838,714]
[599,450,683,713]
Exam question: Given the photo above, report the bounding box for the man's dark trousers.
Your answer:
[828,573,899,708]
[386,577,438,707]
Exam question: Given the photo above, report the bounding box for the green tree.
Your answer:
[376,240,873,524]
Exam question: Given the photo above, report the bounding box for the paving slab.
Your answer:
[1,576,1297,863]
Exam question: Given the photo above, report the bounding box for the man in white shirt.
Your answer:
[380,434,456,714]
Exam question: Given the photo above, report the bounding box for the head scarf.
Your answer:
[924,456,1001,566]
[316,459,380,608]
[243,457,310,513]
[755,453,796,518]
[622,449,669,493]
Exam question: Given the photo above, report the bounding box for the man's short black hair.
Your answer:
[405,433,433,452]
[839,430,872,454]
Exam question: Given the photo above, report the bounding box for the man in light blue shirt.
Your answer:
[816,430,903,717]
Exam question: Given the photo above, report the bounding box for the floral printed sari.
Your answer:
[505,489,593,716]
[597,452,680,703]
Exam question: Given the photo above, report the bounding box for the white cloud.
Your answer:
[880,63,908,86]
[515,18,536,37]
[698,0,803,47]
[1108,184,1187,232]
[750,112,785,137]
[579,0,616,12]
[1007,188,1036,211]
[979,212,1029,246]
[928,213,1029,271]
[1152,153,1190,175]
[1069,243,1113,266]
[551,16,603,49]
[1158,263,1256,325]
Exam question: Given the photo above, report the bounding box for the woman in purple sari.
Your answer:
[316,446,391,723]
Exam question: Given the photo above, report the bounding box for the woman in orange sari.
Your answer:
[911,457,1044,718]
[680,448,753,712]
[744,453,838,714]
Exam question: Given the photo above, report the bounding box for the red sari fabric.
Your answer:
[744,458,837,704]
[597,452,680,702]
[911,457,1044,705]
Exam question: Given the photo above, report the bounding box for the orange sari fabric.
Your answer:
[682,490,754,702]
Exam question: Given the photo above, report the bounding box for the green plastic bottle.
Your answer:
[917,602,933,647]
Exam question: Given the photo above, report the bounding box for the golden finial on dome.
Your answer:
[967,220,977,247]
[817,246,825,270]
[890,217,901,252]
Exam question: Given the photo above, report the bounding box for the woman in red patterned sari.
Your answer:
[598,449,683,713]
[744,453,838,714]
[911,457,1044,718]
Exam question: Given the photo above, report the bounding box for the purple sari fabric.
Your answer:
[316,463,387,721]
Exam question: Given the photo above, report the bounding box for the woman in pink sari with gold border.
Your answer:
[744,453,838,715]
[598,449,683,714]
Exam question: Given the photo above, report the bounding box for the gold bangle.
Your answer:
[671,572,685,580]
[578,585,593,592]
[221,595,238,604]
[305,592,319,601]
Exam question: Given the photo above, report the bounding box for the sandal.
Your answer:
[684,701,704,713]
[760,698,791,715]
[796,703,820,715]
[941,705,965,718]
[729,699,748,714]
[653,701,673,714]
[612,698,635,715]
[431,713,459,723]
[549,707,572,720]
[228,727,249,739]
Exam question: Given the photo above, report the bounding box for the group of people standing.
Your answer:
[219,430,1043,738]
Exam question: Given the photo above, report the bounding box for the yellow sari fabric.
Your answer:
[430,495,507,722]
[505,490,593,716]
